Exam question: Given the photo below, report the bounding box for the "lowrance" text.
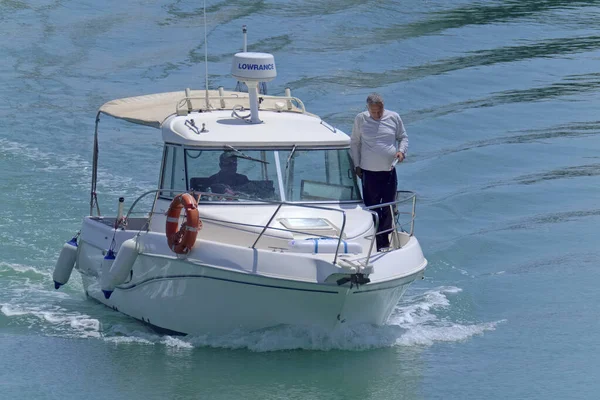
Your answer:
[237,63,275,71]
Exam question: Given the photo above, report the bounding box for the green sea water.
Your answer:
[2,1,600,399]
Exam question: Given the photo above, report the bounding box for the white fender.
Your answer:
[101,238,139,299]
[53,237,78,289]
[288,238,362,254]
[100,250,115,298]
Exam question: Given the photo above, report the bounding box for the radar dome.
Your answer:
[232,52,276,82]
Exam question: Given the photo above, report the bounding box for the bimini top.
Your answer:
[98,88,350,148]
[99,90,192,128]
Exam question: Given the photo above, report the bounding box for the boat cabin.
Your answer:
[94,89,386,254]
[157,104,361,204]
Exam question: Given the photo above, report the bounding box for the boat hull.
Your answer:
[75,218,426,335]
[81,263,422,335]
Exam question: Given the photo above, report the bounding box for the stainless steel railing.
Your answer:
[123,189,348,263]
[120,188,417,266]
[362,190,417,265]
[175,94,307,115]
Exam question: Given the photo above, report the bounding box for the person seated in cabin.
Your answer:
[206,151,250,194]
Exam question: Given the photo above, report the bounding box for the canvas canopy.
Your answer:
[98,89,307,129]
[99,91,189,128]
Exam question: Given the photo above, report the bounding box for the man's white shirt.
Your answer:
[350,109,408,172]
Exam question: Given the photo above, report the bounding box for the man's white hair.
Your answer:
[366,93,384,105]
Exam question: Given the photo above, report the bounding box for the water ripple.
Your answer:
[161,0,267,26]
[514,163,600,185]
[289,35,600,90]
[387,0,600,40]
[418,121,600,160]
[267,0,369,17]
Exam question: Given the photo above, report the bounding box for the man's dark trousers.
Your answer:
[362,168,397,251]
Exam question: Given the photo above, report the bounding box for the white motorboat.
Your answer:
[53,49,427,335]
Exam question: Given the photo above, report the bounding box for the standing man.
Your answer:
[351,93,408,251]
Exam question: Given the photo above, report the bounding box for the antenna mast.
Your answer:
[243,25,247,52]
[203,0,209,109]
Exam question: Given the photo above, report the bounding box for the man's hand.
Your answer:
[210,183,227,194]
[355,166,363,179]
[395,151,405,163]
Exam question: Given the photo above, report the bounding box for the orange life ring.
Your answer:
[165,193,202,254]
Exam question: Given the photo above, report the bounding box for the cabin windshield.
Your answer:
[162,147,280,201]
[159,145,360,202]
[279,148,361,202]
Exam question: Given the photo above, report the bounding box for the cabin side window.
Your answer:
[282,149,361,202]
[160,145,186,198]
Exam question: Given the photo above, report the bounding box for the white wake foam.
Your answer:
[93,286,503,352]
[1,303,102,338]
[0,261,52,279]
[0,266,504,352]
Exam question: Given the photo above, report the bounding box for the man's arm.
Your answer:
[350,115,362,177]
[395,114,408,162]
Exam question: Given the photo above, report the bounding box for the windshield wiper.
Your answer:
[225,145,269,164]
[285,145,297,172]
